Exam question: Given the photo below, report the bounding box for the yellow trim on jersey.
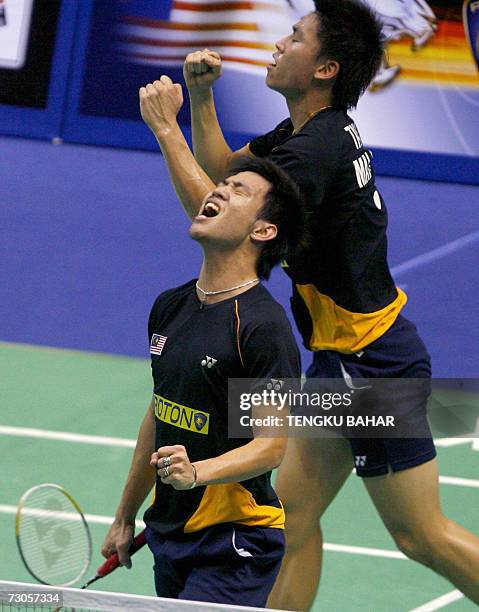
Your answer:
[296,285,408,353]
[184,483,285,533]
[153,394,209,435]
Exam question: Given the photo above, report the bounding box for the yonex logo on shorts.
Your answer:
[355,456,367,467]
[154,394,209,435]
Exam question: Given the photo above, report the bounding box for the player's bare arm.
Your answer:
[184,49,252,183]
[151,435,287,490]
[139,75,215,219]
[101,401,156,567]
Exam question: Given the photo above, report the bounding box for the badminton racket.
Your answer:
[16,483,147,589]
[16,483,92,587]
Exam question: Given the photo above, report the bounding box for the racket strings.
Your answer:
[17,486,91,586]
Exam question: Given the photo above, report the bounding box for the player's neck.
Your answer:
[196,253,259,304]
[287,90,333,132]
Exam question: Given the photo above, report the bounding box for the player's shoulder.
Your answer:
[303,107,354,142]
[274,108,350,161]
[303,108,367,162]
[150,279,196,314]
[236,284,292,330]
[270,117,294,134]
[249,117,294,157]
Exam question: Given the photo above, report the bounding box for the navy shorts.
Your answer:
[304,315,437,477]
[145,523,285,607]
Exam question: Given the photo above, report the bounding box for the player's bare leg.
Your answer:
[268,437,353,611]
[364,458,479,604]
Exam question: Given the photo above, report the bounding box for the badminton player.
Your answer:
[101,151,307,606]
[135,0,479,608]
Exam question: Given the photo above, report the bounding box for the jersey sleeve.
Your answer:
[147,298,160,345]
[147,280,196,345]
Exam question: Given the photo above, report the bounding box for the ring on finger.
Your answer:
[161,466,169,478]
[162,456,171,468]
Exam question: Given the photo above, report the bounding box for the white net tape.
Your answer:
[0,581,281,612]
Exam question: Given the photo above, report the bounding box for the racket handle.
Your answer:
[97,529,147,577]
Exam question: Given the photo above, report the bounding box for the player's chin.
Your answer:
[265,72,282,92]
[265,69,276,88]
[189,224,207,242]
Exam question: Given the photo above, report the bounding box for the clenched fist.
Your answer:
[183,49,222,94]
[139,75,183,136]
[151,445,197,490]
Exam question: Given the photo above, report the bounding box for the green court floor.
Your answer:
[1,342,477,611]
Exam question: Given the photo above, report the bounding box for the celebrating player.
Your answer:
[101,145,307,606]
[132,0,479,608]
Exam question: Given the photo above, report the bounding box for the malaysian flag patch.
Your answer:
[150,334,167,356]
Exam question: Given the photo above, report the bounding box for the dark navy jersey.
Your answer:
[143,279,300,536]
[249,108,406,354]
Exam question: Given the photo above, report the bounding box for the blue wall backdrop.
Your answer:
[1,135,478,377]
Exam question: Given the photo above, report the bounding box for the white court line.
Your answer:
[391,229,479,277]
[439,475,479,488]
[435,438,475,448]
[0,503,405,561]
[409,589,464,611]
[434,437,479,450]
[0,425,136,448]
[323,543,405,560]
[0,504,145,529]
[2,426,479,488]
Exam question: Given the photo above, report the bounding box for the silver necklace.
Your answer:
[196,278,259,297]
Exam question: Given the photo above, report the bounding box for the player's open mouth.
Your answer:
[198,201,221,219]
[268,54,279,68]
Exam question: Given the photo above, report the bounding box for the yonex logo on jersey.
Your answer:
[201,356,217,368]
[150,334,167,356]
[154,394,209,435]
[266,379,284,391]
[355,456,367,467]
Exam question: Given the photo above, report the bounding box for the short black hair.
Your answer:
[227,156,308,280]
[313,0,384,109]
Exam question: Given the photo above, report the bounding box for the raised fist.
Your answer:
[183,49,222,94]
[139,75,183,135]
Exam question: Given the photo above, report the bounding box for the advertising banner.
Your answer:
[0,0,63,109]
[0,0,33,69]
[77,0,479,160]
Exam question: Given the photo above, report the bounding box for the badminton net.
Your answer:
[0,580,275,611]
